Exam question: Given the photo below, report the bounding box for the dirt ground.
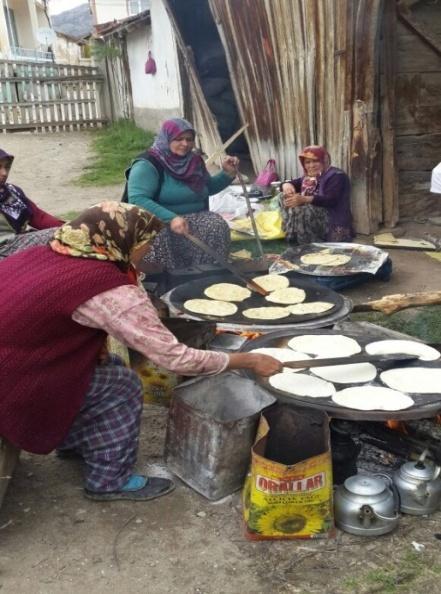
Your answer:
[1,132,441,594]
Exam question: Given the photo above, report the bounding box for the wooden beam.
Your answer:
[397,1,441,57]
[381,0,399,227]
[0,440,19,509]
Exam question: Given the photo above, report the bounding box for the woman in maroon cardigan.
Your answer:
[0,202,281,502]
[280,145,354,244]
[0,148,63,258]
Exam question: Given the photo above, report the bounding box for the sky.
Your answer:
[49,0,88,16]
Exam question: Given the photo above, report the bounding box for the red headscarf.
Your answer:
[298,145,331,174]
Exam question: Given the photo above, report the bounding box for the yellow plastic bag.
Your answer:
[231,210,285,241]
[243,404,334,540]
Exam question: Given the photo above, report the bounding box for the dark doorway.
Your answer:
[168,0,249,157]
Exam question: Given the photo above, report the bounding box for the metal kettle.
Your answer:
[393,450,441,515]
[334,473,400,536]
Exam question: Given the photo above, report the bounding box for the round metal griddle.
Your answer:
[240,328,441,421]
[168,274,346,326]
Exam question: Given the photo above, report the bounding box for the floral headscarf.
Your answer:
[148,118,209,193]
[50,201,164,271]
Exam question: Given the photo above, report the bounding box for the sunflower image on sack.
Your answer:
[243,404,335,540]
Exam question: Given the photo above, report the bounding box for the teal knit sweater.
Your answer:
[127,159,234,222]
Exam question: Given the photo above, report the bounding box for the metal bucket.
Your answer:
[165,372,276,500]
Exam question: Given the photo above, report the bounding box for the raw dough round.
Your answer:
[311,363,377,384]
[285,301,334,315]
[184,299,238,317]
[332,386,414,411]
[380,367,441,394]
[204,283,251,302]
[251,273,290,292]
[300,253,352,267]
[365,340,440,362]
[288,334,361,357]
[242,307,290,320]
[265,287,306,305]
[249,348,311,372]
[269,373,335,398]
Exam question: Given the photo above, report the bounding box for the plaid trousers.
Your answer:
[59,356,144,492]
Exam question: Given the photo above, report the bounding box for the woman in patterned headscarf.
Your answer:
[280,145,354,244]
[0,148,63,259]
[0,202,281,502]
[126,117,239,270]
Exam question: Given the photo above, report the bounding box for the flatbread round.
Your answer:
[380,367,441,394]
[311,363,377,384]
[204,283,251,302]
[249,348,311,372]
[184,299,237,317]
[366,340,440,362]
[300,253,351,267]
[251,274,290,292]
[265,287,306,305]
[288,334,361,357]
[285,301,334,315]
[242,307,290,320]
[269,373,335,398]
[332,386,414,411]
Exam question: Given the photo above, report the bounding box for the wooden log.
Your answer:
[353,291,441,315]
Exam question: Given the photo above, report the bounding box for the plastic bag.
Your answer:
[255,159,279,188]
[243,404,335,540]
[230,210,285,241]
[145,51,157,75]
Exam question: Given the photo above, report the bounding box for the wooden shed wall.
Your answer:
[395,2,441,219]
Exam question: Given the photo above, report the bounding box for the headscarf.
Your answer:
[298,145,331,196]
[50,201,164,272]
[0,148,32,232]
[148,118,209,193]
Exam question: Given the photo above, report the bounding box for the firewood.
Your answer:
[353,291,441,315]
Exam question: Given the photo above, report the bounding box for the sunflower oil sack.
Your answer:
[243,404,334,540]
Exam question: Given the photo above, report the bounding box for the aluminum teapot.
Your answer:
[334,473,399,536]
[393,450,441,515]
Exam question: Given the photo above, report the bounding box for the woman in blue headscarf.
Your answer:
[126,118,239,270]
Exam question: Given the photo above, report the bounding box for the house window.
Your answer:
[3,7,19,48]
[128,0,150,16]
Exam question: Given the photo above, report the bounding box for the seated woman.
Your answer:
[0,148,63,259]
[280,145,354,244]
[0,202,281,502]
[127,117,238,270]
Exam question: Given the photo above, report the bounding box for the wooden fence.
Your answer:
[0,60,107,132]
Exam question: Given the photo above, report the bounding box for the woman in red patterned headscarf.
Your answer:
[280,145,354,244]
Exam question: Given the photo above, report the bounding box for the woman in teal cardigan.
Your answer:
[127,118,238,270]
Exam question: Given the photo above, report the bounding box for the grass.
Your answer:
[231,238,287,258]
[342,550,441,593]
[76,119,155,186]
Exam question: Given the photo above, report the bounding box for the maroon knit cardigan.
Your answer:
[0,246,133,454]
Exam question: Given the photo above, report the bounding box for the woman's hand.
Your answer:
[221,156,239,177]
[284,194,304,208]
[227,353,283,376]
[170,216,189,235]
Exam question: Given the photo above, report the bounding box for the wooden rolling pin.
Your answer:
[353,291,441,315]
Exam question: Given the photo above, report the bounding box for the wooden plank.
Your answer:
[396,134,441,171]
[396,27,441,73]
[397,3,441,58]
[395,72,441,135]
[398,171,441,219]
[0,439,19,509]
[0,118,107,131]
[381,0,399,227]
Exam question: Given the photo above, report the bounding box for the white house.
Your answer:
[95,0,183,132]
[0,0,55,61]
[89,0,150,26]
